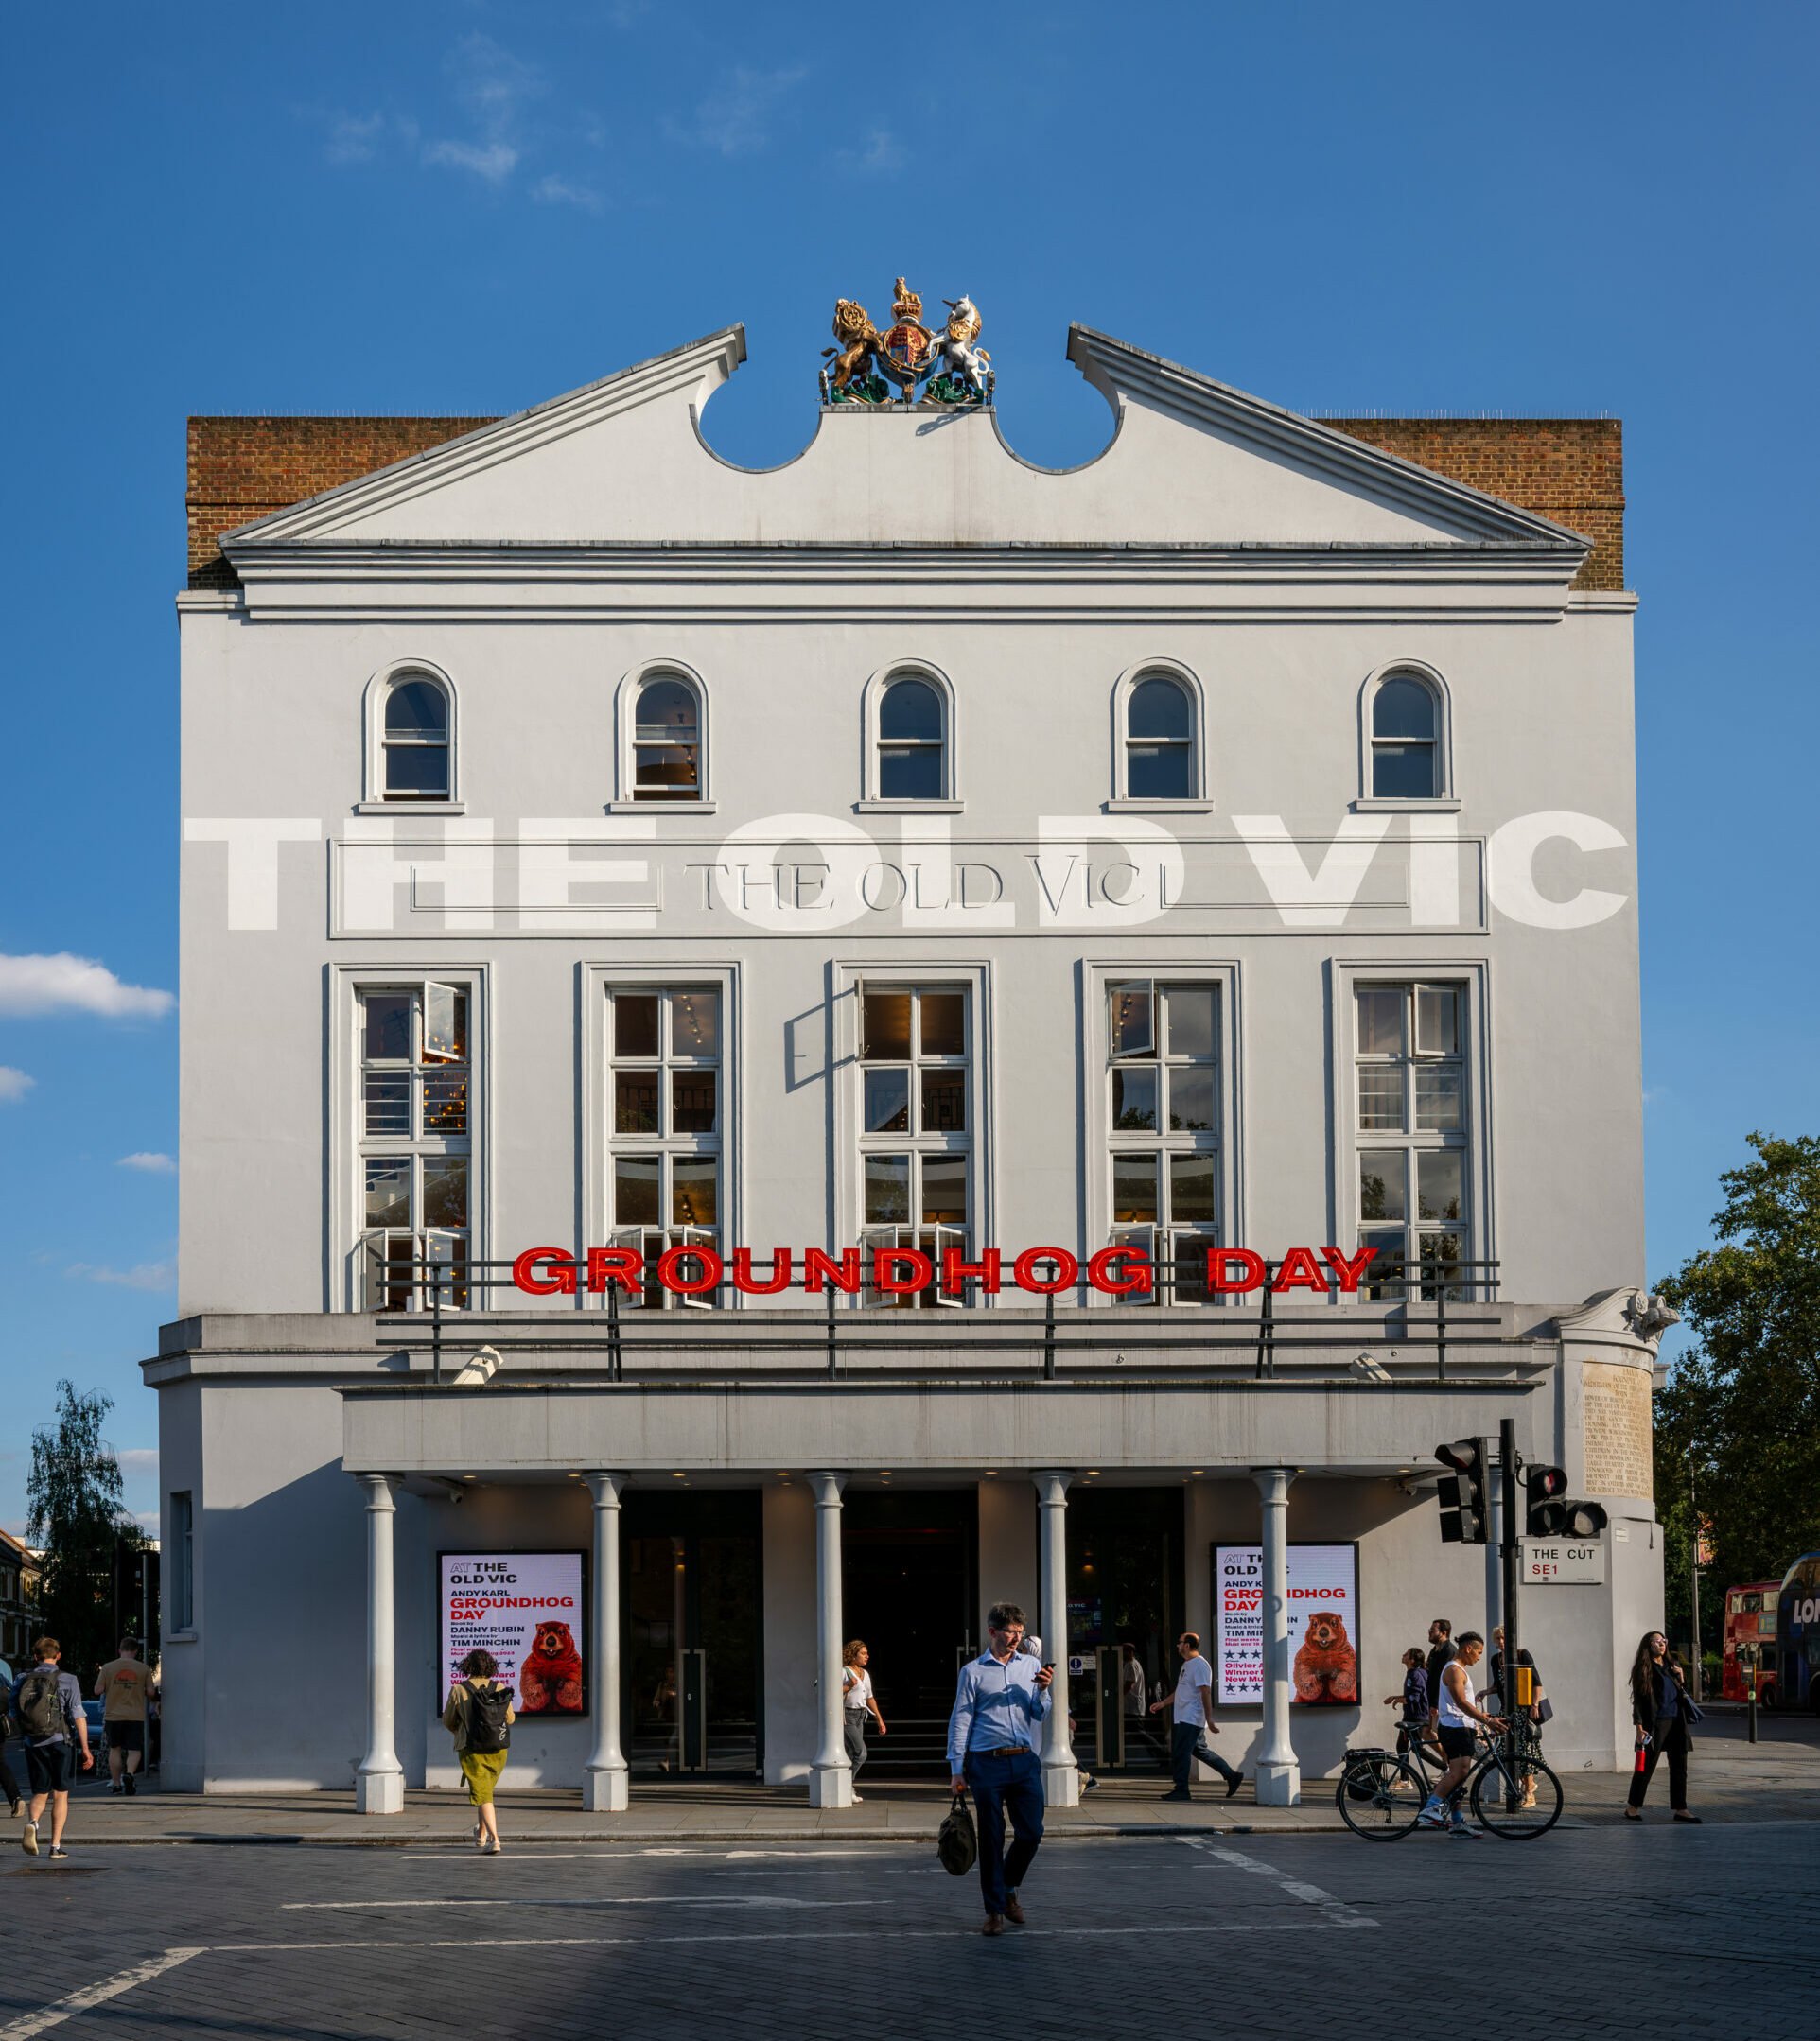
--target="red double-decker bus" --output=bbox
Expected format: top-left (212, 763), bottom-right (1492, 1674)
top-left (1722, 1580), bottom-right (1781, 1703)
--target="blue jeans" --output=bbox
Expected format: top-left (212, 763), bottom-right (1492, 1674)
top-left (964, 1748), bottom-right (1045, 1916)
top-left (1171, 1720), bottom-right (1238, 1789)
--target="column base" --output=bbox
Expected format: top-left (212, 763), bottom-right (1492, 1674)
top-left (355, 1765), bottom-right (405, 1816)
top-left (1042, 1759), bottom-right (1081, 1808)
top-left (1252, 1757), bottom-right (1301, 1807)
top-left (583, 1763), bottom-right (630, 1813)
top-left (808, 1761), bottom-right (854, 1808)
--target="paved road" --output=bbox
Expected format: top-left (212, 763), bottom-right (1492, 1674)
top-left (2, 1820), bottom-right (1815, 2040)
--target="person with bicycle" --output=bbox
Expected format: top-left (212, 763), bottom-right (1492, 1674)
top-left (1417, 1631), bottom-right (1504, 1836)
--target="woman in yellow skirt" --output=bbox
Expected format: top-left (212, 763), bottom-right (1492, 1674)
top-left (443, 1648), bottom-right (516, 1853)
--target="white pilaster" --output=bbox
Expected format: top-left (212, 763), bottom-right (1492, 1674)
top-left (1252, 1466), bottom-right (1301, 1806)
top-left (583, 1472), bottom-right (629, 1812)
top-left (1035, 1470), bottom-right (1078, 1807)
top-left (807, 1471), bottom-right (853, 1808)
top-left (356, 1472), bottom-right (405, 1815)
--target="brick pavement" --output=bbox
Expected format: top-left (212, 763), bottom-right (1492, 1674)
top-left (0, 1823), bottom-right (1815, 2039)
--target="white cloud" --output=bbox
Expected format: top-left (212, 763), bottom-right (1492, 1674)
top-left (0, 952), bottom-right (174, 1020)
top-left (424, 138), bottom-right (519, 183)
top-left (115, 1449), bottom-right (160, 1475)
top-left (0, 1066), bottom-right (32, 1102)
top-left (839, 130), bottom-right (905, 174)
top-left (117, 1152), bottom-right (177, 1174)
top-left (668, 65), bottom-right (806, 157)
top-left (324, 110), bottom-right (387, 164)
top-left (534, 173), bottom-right (605, 213)
top-left (65, 1261), bottom-right (177, 1293)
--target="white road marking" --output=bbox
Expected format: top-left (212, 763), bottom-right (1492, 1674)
top-left (213, 1921), bottom-right (1329, 1953)
top-left (282, 1894), bottom-right (891, 1911)
top-left (0, 1948), bottom-right (204, 2041)
top-left (1177, 1837), bottom-right (1376, 1928)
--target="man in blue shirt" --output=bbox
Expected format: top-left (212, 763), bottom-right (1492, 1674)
top-left (947, 1600), bottom-right (1053, 1935)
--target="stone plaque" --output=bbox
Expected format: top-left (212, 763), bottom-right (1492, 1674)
top-left (1582, 1359), bottom-right (1653, 1499)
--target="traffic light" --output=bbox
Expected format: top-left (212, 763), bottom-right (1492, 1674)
top-left (1435, 1438), bottom-right (1489, 1544)
top-left (1526, 1464), bottom-right (1609, 1539)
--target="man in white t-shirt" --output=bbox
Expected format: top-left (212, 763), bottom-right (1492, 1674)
top-left (1150, 1631), bottom-right (1243, 1802)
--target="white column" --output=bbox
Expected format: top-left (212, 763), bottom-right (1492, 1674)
top-left (1035, 1471), bottom-right (1078, 1807)
top-left (355, 1473), bottom-right (405, 1815)
top-left (807, 1472), bottom-right (852, 1808)
top-left (583, 1473), bottom-right (629, 1813)
top-left (1252, 1466), bottom-right (1301, 1806)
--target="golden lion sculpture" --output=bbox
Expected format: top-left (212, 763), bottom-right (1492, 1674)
top-left (821, 299), bottom-right (885, 398)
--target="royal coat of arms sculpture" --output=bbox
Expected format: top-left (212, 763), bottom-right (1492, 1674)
top-left (820, 278), bottom-right (994, 406)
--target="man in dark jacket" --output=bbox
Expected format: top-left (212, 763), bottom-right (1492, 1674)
top-left (1424, 1619), bottom-right (1458, 1736)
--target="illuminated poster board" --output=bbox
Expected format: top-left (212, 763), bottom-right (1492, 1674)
top-left (439, 1551), bottom-right (587, 1717)
top-left (1212, 1543), bottom-right (1360, 1708)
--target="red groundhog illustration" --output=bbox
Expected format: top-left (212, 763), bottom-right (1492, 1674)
top-left (1291, 1609), bottom-right (1358, 1705)
top-left (516, 1620), bottom-right (585, 1714)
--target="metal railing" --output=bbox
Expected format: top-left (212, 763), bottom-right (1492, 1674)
top-left (374, 1251), bottom-right (1506, 1387)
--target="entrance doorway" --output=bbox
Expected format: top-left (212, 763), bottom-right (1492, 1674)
top-left (841, 1489), bottom-right (978, 1774)
top-left (1065, 1486), bottom-right (1185, 1774)
top-left (623, 1490), bottom-right (761, 1777)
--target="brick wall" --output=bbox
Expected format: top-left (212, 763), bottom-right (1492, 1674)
top-left (187, 412), bottom-right (1623, 590)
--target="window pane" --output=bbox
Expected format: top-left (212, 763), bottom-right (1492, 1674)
top-left (364, 1157), bottom-right (412, 1229)
top-left (362, 992), bottom-right (413, 1061)
top-left (1418, 1149), bottom-right (1464, 1223)
top-left (424, 984), bottom-right (466, 1062)
top-left (634, 742), bottom-right (699, 794)
top-left (385, 677), bottom-right (448, 738)
top-left (920, 1068), bottom-right (967, 1133)
top-left (1112, 1067), bottom-right (1158, 1131)
top-left (1373, 676), bottom-right (1436, 741)
top-left (615, 995), bottom-right (659, 1057)
top-left (1371, 741), bottom-right (1436, 800)
top-left (1359, 1151), bottom-right (1406, 1222)
top-left (1355, 987), bottom-right (1405, 1056)
top-left (424, 1232), bottom-right (469, 1310)
top-left (919, 991), bottom-right (965, 1056)
top-left (635, 678), bottom-right (698, 741)
top-left (384, 743), bottom-right (449, 797)
top-left (615, 1155), bottom-right (660, 1225)
top-left (1166, 1067), bottom-right (1215, 1133)
top-left (1112, 1153), bottom-right (1159, 1224)
top-left (864, 1154), bottom-right (911, 1225)
top-left (1164, 986), bottom-right (1216, 1060)
top-left (672, 1158), bottom-right (718, 1228)
top-left (1169, 1153), bottom-right (1216, 1225)
top-left (864, 1068), bottom-right (910, 1133)
top-left (423, 1154), bottom-right (467, 1230)
top-left (1127, 741), bottom-right (1194, 800)
top-left (670, 991), bottom-right (719, 1058)
top-left (920, 1154), bottom-right (967, 1225)
top-left (1110, 983), bottom-right (1154, 1056)
top-left (363, 1072), bottom-right (411, 1136)
top-left (879, 744), bottom-right (943, 800)
top-left (1170, 1231), bottom-right (1214, 1304)
top-left (879, 678), bottom-right (942, 741)
top-left (1128, 675), bottom-right (1193, 741)
top-left (1416, 985), bottom-right (1461, 1057)
top-left (671, 1070), bottom-right (717, 1134)
top-left (615, 1071), bottom-right (660, 1134)
top-left (1415, 1063), bottom-right (1462, 1132)
top-left (1357, 1064), bottom-right (1405, 1132)
top-left (1418, 1231), bottom-right (1465, 1297)
top-left (862, 990), bottom-right (911, 1061)
top-left (1359, 1229), bottom-right (1406, 1298)
top-left (423, 1071), bottom-right (468, 1135)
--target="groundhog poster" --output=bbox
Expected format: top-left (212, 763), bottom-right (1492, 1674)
top-left (440, 1552), bottom-right (587, 1716)
top-left (1213, 1544), bottom-right (1358, 1707)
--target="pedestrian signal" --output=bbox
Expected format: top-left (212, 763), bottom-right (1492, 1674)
top-left (1435, 1438), bottom-right (1489, 1545)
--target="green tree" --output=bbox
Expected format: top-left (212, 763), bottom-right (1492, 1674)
top-left (26, 1381), bottom-right (139, 1681)
top-left (1654, 1133), bottom-right (1820, 1656)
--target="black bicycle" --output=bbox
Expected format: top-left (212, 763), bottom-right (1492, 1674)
top-left (1337, 1721), bottom-right (1563, 1840)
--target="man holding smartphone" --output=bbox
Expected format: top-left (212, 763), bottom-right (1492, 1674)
top-left (947, 1601), bottom-right (1053, 1936)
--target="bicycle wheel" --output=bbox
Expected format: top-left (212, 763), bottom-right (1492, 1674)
top-left (1336, 1753), bottom-right (1426, 1839)
top-left (1469, 1754), bottom-right (1563, 1837)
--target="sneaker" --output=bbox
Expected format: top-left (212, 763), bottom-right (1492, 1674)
top-left (1225, 1771), bottom-right (1243, 1799)
top-left (111, 1781), bottom-right (124, 1794)
top-left (1158, 1789), bottom-right (1193, 1802)
top-left (1448, 1819), bottom-right (1479, 1839)
top-left (7, 1795), bottom-right (19, 1820)
top-left (851, 1792), bottom-right (863, 1804)
top-left (21, 1822), bottom-right (38, 1857)
top-left (47, 1846), bottom-right (68, 1859)
top-left (1414, 1807), bottom-right (1445, 1830)
top-left (124, 1774), bottom-right (136, 1797)
top-left (1080, 1774), bottom-right (1099, 1793)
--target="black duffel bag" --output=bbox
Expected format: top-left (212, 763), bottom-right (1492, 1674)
top-left (936, 1788), bottom-right (977, 1875)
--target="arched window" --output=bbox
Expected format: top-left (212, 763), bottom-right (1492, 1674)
top-left (877, 676), bottom-right (947, 800)
top-left (1370, 673), bottom-right (1442, 798)
top-left (633, 674), bottom-right (702, 801)
top-left (1124, 672), bottom-right (1196, 799)
top-left (382, 672), bottom-right (451, 801)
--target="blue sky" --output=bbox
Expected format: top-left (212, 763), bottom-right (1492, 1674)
top-left (2, 3), bottom-right (1814, 1537)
